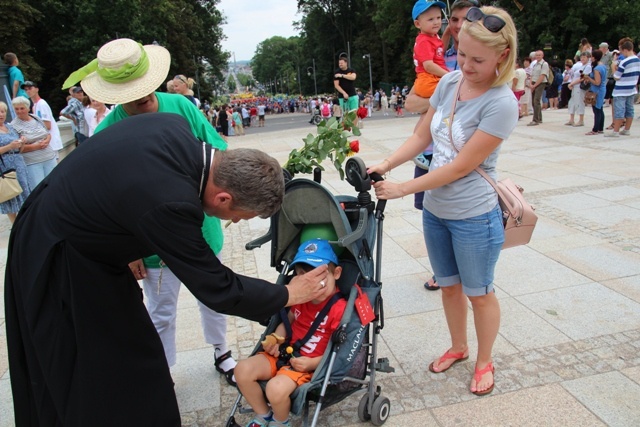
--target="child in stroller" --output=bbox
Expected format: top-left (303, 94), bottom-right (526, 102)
top-left (235, 239), bottom-right (347, 427)
top-left (227, 161), bottom-right (394, 427)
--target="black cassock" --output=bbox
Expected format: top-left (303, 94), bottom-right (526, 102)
top-left (5, 113), bottom-right (288, 426)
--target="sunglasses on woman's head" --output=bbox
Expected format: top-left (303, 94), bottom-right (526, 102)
top-left (465, 7), bottom-right (506, 33)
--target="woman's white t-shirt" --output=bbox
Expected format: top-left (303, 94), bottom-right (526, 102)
top-left (423, 71), bottom-right (518, 220)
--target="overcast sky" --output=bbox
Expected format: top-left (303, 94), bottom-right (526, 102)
top-left (218, 0), bottom-right (300, 62)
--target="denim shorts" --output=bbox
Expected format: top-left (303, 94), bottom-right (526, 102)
top-left (422, 205), bottom-right (504, 296)
top-left (613, 95), bottom-right (635, 119)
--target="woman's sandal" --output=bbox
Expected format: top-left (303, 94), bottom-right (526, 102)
top-left (471, 361), bottom-right (495, 396)
top-left (428, 349), bottom-right (469, 373)
top-left (585, 131), bottom-right (599, 135)
top-left (214, 350), bottom-right (237, 386)
top-left (423, 275), bottom-right (440, 291)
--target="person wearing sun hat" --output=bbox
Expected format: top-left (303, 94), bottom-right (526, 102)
top-left (63, 38), bottom-right (239, 385)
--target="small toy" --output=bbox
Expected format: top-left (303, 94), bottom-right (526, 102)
top-left (261, 332), bottom-right (285, 347)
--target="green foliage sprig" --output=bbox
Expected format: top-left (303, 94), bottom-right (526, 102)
top-left (284, 111), bottom-right (361, 180)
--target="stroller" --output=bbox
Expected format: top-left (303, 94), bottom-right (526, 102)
top-left (225, 158), bottom-right (394, 427)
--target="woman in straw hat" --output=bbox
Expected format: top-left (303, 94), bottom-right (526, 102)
top-left (63, 39), bottom-right (240, 386)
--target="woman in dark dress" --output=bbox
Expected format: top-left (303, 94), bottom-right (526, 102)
top-left (218, 104), bottom-right (229, 138)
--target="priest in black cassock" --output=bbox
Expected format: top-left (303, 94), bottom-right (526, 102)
top-left (4, 113), bottom-right (329, 426)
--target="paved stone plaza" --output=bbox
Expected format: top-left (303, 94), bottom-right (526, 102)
top-left (1, 108), bottom-right (640, 426)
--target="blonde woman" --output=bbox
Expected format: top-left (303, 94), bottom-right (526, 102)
top-left (0, 101), bottom-right (31, 222)
top-left (173, 74), bottom-right (198, 106)
top-left (381, 91), bottom-right (389, 115)
top-left (232, 107), bottom-right (244, 136)
top-left (370, 6), bottom-right (519, 396)
top-left (566, 51), bottom-right (592, 126)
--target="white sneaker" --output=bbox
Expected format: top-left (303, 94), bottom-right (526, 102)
top-left (604, 131), bottom-right (619, 137)
top-left (619, 129), bottom-right (630, 136)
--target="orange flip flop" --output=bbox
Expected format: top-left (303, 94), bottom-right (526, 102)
top-left (428, 349), bottom-right (469, 373)
top-left (471, 361), bottom-right (495, 396)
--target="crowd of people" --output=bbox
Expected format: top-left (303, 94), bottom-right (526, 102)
top-left (513, 37), bottom-right (640, 136)
top-left (2, 1), bottom-right (640, 426)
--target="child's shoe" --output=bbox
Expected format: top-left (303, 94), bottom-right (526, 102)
top-left (246, 414), bottom-right (272, 427)
top-left (268, 419), bottom-right (291, 427)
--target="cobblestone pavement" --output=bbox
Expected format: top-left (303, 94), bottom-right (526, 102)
top-left (2, 109), bottom-right (640, 426)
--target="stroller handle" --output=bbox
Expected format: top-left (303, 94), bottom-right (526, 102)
top-left (345, 157), bottom-right (387, 214)
top-left (368, 172), bottom-right (387, 214)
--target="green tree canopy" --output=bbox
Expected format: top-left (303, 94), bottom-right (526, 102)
top-left (251, 36), bottom-right (302, 95)
top-left (260, 0), bottom-right (640, 96)
top-left (2, 0), bottom-right (229, 111)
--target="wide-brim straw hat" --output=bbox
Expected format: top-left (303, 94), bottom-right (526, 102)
top-left (80, 38), bottom-right (170, 105)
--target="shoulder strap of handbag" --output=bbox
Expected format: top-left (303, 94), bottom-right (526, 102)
top-left (29, 113), bottom-right (47, 128)
top-left (447, 77), bottom-right (518, 217)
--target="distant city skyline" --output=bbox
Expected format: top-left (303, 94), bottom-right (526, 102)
top-left (218, 0), bottom-right (300, 62)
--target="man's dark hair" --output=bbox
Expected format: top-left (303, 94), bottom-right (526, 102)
top-left (619, 40), bottom-right (634, 51)
top-left (451, 0), bottom-right (479, 12)
top-left (213, 148), bottom-right (284, 218)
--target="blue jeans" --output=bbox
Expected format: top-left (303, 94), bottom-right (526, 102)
top-left (422, 205), bottom-right (504, 296)
top-left (592, 105), bottom-right (604, 132)
top-left (613, 95), bottom-right (635, 119)
top-left (26, 157), bottom-right (57, 190)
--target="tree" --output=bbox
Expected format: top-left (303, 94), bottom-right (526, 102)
top-left (295, 0), bottom-right (415, 95)
top-left (19, 0), bottom-right (229, 111)
top-left (292, 0), bottom-right (640, 97)
top-left (0, 0), bottom-right (44, 80)
top-left (251, 36), bottom-right (302, 95)
top-left (495, 0), bottom-right (640, 62)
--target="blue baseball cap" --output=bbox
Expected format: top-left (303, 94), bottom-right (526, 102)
top-left (412, 0), bottom-right (446, 20)
top-left (291, 239), bottom-right (338, 269)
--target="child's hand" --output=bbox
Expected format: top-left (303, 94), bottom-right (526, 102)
top-left (263, 342), bottom-right (280, 357)
top-left (289, 356), bottom-right (315, 373)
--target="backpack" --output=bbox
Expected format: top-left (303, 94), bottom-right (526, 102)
top-left (321, 103), bottom-right (331, 117)
top-left (546, 63), bottom-right (554, 85)
top-left (554, 70), bottom-right (562, 86)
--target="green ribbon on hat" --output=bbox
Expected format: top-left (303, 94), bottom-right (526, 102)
top-left (61, 43), bottom-right (150, 89)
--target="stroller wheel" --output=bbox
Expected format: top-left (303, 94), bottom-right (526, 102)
top-left (370, 395), bottom-right (391, 426)
top-left (224, 416), bottom-right (241, 427)
top-left (313, 115), bottom-right (322, 125)
top-left (345, 157), bottom-right (368, 182)
top-left (357, 393), bottom-right (371, 422)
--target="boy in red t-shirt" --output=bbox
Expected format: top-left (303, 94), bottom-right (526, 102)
top-left (235, 239), bottom-right (346, 427)
top-left (412, 0), bottom-right (449, 99)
